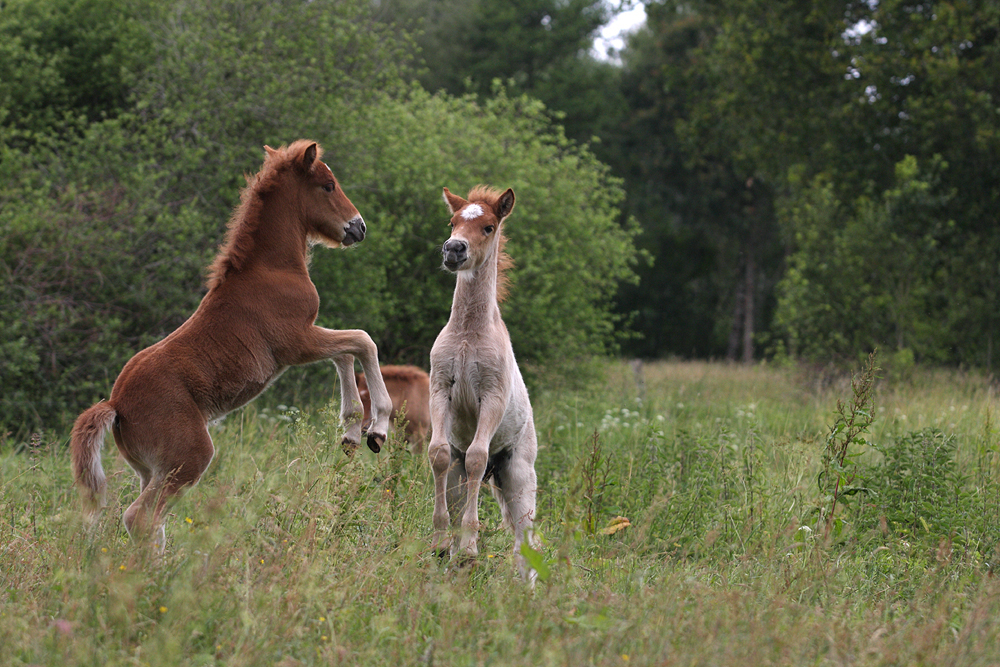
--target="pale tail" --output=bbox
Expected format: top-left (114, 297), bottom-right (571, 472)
top-left (70, 401), bottom-right (116, 511)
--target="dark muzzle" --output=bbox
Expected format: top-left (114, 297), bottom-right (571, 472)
top-left (343, 216), bottom-right (366, 246)
top-left (442, 238), bottom-right (468, 270)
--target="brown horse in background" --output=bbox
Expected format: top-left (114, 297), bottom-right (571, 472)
top-left (70, 140), bottom-right (393, 549)
top-left (355, 365), bottom-right (431, 451)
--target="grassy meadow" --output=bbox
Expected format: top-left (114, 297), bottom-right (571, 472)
top-left (3, 359), bottom-right (1000, 666)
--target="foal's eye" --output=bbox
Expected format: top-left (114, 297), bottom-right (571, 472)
top-left (484, 225), bottom-right (495, 235)
top-left (322, 182), bottom-right (336, 193)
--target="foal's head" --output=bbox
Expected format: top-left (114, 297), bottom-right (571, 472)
top-left (265, 140), bottom-right (366, 248)
top-left (208, 141), bottom-right (366, 289)
top-left (441, 186), bottom-right (515, 275)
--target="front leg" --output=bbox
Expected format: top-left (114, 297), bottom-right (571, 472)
top-left (428, 380), bottom-right (454, 554)
top-left (297, 327), bottom-right (392, 452)
top-left (458, 395), bottom-right (507, 558)
top-left (350, 338), bottom-right (392, 453)
top-left (333, 355), bottom-right (363, 453)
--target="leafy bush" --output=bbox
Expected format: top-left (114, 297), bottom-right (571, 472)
top-left (325, 88), bottom-right (639, 368)
top-left (0, 128), bottom-right (213, 431)
top-left (853, 428), bottom-right (973, 544)
top-left (0, 0), bottom-right (154, 141)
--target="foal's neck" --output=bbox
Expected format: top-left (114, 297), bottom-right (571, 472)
top-left (250, 193), bottom-right (310, 273)
top-left (450, 261), bottom-right (501, 333)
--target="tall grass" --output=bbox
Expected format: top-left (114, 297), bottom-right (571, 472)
top-left (3, 360), bottom-right (1000, 665)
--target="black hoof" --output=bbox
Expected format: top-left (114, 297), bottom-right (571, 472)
top-left (366, 432), bottom-right (384, 453)
top-left (455, 554), bottom-right (478, 569)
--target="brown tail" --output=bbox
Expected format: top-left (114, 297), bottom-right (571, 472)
top-left (70, 401), bottom-right (116, 511)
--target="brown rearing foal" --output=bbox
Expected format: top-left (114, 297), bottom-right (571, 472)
top-left (70, 140), bottom-right (393, 549)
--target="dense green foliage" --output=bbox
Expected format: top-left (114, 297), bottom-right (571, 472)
top-left (0, 0), bottom-right (154, 140)
top-left (5, 361), bottom-right (1000, 665)
top-left (0, 0), bottom-right (637, 434)
top-left (374, 0), bottom-right (624, 145)
top-left (857, 428), bottom-right (972, 539)
top-left (773, 156), bottom-right (959, 364)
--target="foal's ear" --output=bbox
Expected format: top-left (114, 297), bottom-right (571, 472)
top-left (263, 145), bottom-right (277, 157)
top-left (442, 187), bottom-right (468, 215)
top-left (495, 188), bottom-right (515, 222)
top-left (300, 142), bottom-right (318, 171)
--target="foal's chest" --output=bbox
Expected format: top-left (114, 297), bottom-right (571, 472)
top-left (452, 342), bottom-right (486, 404)
top-left (435, 337), bottom-right (502, 409)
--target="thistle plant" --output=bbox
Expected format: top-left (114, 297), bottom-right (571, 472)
top-left (819, 349), bottom-right (880, 537)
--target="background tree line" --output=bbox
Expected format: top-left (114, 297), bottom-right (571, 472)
top-left (377, 0), bottom-right (999, 369)
top-left (2, 0), bottom-right (998, 435)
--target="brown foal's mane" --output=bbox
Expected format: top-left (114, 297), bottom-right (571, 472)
top-left (207, 140), bottom-right (321, 290)
top-left (466, 185), bottom-right (514, 304)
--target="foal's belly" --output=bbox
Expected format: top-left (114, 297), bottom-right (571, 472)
top-left (208, 366), bottom-right (288, 419)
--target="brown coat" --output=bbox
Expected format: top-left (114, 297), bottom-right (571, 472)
top-left (356, 365), bottom-right (431, 451)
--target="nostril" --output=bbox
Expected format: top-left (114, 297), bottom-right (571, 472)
top-left (347, 217), bottom-right (365, 240)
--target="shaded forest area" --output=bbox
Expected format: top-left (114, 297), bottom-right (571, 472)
top-left (1, 0), bottom-right (999, 434)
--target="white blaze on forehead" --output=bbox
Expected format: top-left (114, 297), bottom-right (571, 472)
top-left (460, 203), bottom-right (484, 220)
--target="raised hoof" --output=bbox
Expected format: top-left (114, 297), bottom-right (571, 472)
top-left (365, 432), bottom-right (385, 453)
top-left (340, 437), bottom-right (359, 457)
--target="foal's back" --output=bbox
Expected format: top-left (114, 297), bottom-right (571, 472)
top-left (111, 277), bottom-right (296, 424)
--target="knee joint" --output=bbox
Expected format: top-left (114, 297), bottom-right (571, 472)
top-left (465, 447), bottom-right (488, 477)
top-left (428, 443), bottom-right (451, 474)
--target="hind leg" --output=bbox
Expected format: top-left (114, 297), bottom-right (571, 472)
top-left (123, 476), bottom-right (170, 550)
top-left (120, 421), bottom-right (215, 552)
top-left (428, 381), bottom-right (457, 554)
top-left (493, 433), bottom-right (539, 582)
top-left (114, 427), bottom-right (160, 544)
top-left (429, 442), bottom-right (463, 554)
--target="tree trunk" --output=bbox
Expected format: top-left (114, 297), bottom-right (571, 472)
top-left (726, 265), bottom-right (745, 362)
top-left (742, 252), bottom-right (755, 364)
